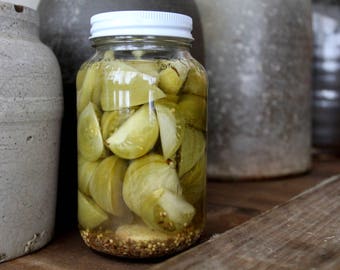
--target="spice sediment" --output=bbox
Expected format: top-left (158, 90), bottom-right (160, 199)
top-left (80, 226), bottom-right (202, 258)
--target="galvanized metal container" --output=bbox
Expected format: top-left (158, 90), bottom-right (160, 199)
top-left (196, 0), bottom-right (313, 179)
top-left (312, 1), bottom-right (340, 153)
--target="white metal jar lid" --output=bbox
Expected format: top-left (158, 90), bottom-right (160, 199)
top-left (90, 10), bottom-right (193, 40)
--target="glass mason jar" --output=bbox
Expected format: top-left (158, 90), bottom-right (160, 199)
top-left (76, 11), bottom-right (207, 258)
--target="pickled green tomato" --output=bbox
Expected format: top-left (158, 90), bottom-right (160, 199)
top-left (123, 154), bottom-right (195, 232)
top-left (124, 153), bottom-right (166, 173)
top-left (116, 224), bottom-right (170, 242)
top-left (89, 156), bottom-right (130, 217)
top-left (127, 60), bottom-right (160, 80)
top-left (77, 62), bottom-right (103, 115)
top-left (158, 67), bottom-right (182, 94)
top-left (140, 188), bottom-right (195, 232)
top-left (78, 160), bottom-right (100, 195)
top-left (77, 102), bottom-right (104, 162)
top-left (100, 61), bottom-right (165, 110)
top-left (182, 65), bottom-right (208, 97)
top-left (158, 60), bottom-right (190, 95)
top-left (178, 126), bottom-right (206, 177)
top-left (178, 94), bottom-right (207, 131)
top-left (77, 52), bottom-right (207, 248)
top-left (155, 100), bottom-right (184, 159)
top-left (180, 155), bottom-right (206, 205)
top-left (101, 109), bottom-right (136, 140)
top-left (106, 104), bottom-right (159, 159)
top-left (78, 191), bottom-right (108, 229)
top-left (123, 154), bottom-right (182, 213)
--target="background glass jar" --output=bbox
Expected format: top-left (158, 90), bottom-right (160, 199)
top-left (76, 11), bottom-right (207, 258)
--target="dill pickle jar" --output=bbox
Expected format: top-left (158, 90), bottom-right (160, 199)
top-left (76, 11), bottom-right (207, 258)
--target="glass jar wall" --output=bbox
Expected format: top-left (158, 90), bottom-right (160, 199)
top-left (76, 11), bottom-right (207, 258)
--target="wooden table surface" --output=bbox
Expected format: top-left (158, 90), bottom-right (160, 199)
top-left (1, 155), bottom-right (339, 270)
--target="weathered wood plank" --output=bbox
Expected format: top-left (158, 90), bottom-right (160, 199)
top-left (151, 176), bottom-right (340, 270)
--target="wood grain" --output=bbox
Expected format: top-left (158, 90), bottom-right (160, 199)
top-left (150, 176), bottom-right (340, 270)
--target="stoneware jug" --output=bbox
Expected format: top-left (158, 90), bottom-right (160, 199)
top-left (38, 0), bottom-right (204, 231)
top-left (196, 0), bottom-right (313, 179)
top-left (0, 2), bottom-right (63, 262)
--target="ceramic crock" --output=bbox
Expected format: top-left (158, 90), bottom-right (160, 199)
top-left (0, 2), bottom-right (63, 262)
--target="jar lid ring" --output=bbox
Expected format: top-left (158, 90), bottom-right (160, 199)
top-left (90, 10), bottom-right (193, 40)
